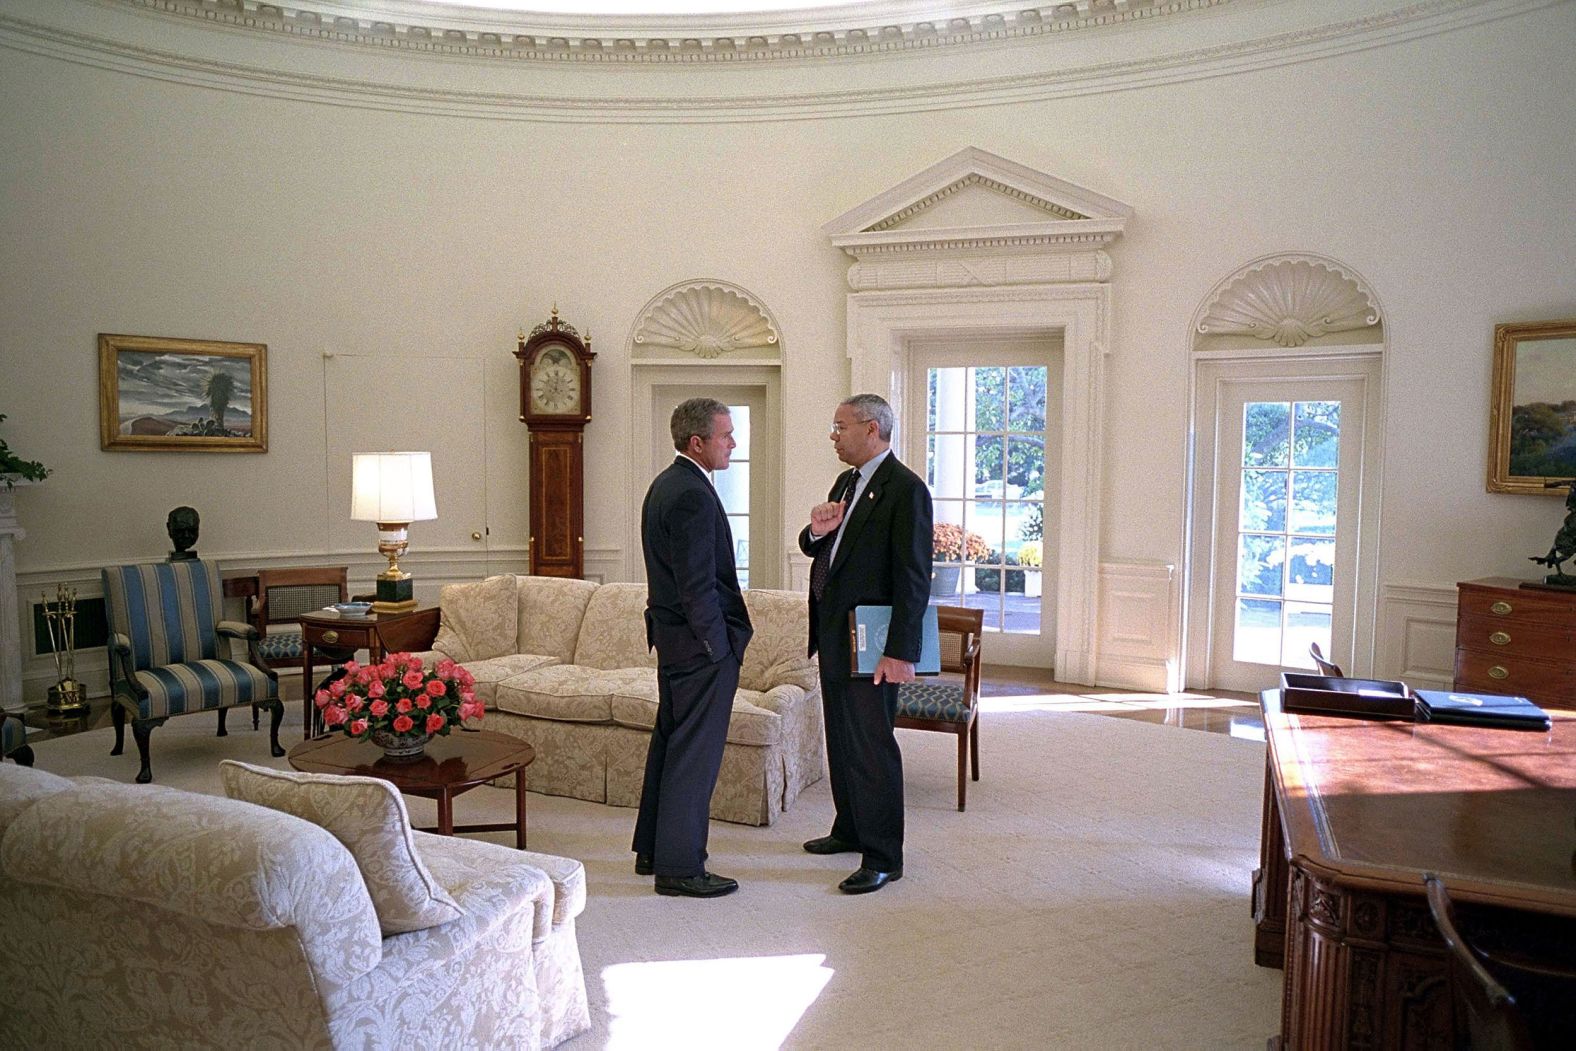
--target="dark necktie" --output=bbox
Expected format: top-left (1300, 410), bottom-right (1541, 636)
top-left (809, 469), bottom-right (859, 601)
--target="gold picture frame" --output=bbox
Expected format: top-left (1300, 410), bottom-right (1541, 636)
top-left (1487, 318), bottom-right (1576, 493)
top-left (98, 334), bottom-right (268, 453)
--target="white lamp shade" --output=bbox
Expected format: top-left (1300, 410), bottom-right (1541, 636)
top-left (350, 452), bottom-right (438, 523)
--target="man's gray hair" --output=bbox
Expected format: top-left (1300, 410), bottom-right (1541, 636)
top-left (670, 397), bottom-right (730, 452)
top-left (841, 393), bottom-right (895, 442)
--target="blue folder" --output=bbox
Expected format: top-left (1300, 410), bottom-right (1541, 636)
top-left (1414, 689), bottom-right (1552, 732)
top-left (848, 605), bottom-right (942, 677)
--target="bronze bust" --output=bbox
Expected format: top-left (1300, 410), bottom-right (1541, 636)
top-left (166, 506), bottom-right (200, 561)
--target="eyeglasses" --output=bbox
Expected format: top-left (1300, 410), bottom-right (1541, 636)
top-left (829, 418), bottom-right (872, 435)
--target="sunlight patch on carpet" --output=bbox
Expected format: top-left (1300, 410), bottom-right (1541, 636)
top-left (602, 953), bottom-right (833, 1049)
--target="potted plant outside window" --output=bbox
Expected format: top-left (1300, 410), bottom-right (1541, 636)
top-left (932, 522), bottom-right (988, 597)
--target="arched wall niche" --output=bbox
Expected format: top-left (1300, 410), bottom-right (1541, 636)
top-left (628, 278), bottom-right (787, 587)
top-left (1183, 251), bottom-right (1390, 686)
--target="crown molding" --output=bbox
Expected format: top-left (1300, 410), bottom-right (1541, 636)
top-left (0, 0), bottom-right (1561, 122)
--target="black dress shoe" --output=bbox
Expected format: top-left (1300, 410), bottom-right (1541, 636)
top-left (634, 852), bottom-right (654, 876)
top-left (802, 835), bottom-right (860, 855)
top-left (839, 867), bottom-right (902, 894)
top-left (655, 872), bottom-right (739, 898)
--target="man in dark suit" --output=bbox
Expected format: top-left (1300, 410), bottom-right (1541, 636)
top-left (799, 393), bottom-right (933, 894)
top-left (633, 398), bottom-right (754, 898)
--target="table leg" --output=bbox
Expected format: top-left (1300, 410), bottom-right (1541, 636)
top-left (437, 790), bottom-right (454, 836)
top-left (515, 774), bottom-right (527, 849)
top-left (301, 648), bottom-right (314, 741)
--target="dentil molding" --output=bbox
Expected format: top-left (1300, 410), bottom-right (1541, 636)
top-left (1196, 255), bottom-right (1382, 348)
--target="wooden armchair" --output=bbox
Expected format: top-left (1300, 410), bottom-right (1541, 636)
top-left (220, 566), bottom-right (348, 733)
top-left (894, 605), bottom-right (984, 811)
top-left (1425, 873), bottom-right (1576, 1050)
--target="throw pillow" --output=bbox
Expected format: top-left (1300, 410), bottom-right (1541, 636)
top-left (433, 574), bottom-right (519, 663)
top-left (219, 760), bottom-right (463, 935)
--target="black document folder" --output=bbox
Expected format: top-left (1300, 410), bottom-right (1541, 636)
top-left (1414, 690), bottom-right (1552, 732)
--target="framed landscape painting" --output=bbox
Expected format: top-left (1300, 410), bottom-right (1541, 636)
top-left (1488, 318), bottom-right (1576, 494)
top-left (99, 334), bottom-right (268, 453)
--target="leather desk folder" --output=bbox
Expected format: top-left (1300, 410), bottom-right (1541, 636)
top-left (1414, 689), bottom-right (1552, 731)
top-left (849, 605), bottom-right (941, 677)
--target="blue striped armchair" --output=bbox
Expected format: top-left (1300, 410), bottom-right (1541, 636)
top-left (101, 560), bottom-right (285, 783)
top-left (1, 711), bottom-right (31, 767)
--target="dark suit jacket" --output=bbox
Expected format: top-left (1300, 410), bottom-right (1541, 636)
top-left (642, 456), bottom-right (752, 667)
top-left (798, 453), bottom-right (933, 673)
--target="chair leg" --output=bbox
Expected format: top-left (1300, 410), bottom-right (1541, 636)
top-left (8, 745), bottom-right (33, 767)
top-left (131, 717), bottom-right (164, 784)
top-left (268, 701), bottom-right (286, 758)
top-left (956, 726), bottom-right (968, 812)
top-left (111, 702), bottom-right (126, 756)
top-left (970, 715), bottom-right (980, 782)
top-left (216, 708), bottom-right (228, 738)
top-left (252, 703), bottom-right (260, 731)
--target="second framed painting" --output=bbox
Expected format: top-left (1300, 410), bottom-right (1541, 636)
top-left (1488, 318), bottom-right (1576, 494)
top-left (98, 334), bottom-right (267, 453)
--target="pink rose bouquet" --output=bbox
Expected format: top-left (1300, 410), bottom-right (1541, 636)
top-left (315, 653), bottom-right (482, 741)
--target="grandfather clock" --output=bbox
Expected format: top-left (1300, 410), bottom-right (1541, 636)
top-left (515, 308), bottom-right (595, 578)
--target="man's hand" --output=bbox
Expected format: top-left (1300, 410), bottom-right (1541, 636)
top-left (809, 499), bottom-right (847, 536)
top-left (872, 656), bottom-right (915, 685)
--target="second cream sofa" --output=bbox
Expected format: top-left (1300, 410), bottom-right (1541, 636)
top-left (413, 575), bottom-right (823, 826)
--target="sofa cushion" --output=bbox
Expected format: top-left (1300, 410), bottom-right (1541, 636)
top-left (220, 760), bottom-right (464, 935)
top-left (518, 576), bottom-right (599, 663)
top-left (433, 574), bottom-right (519, 663)
top-left (458, 653), bottom-right (560, 707)
top-left (739, 587), bottom-right (819, 694)
top-left (0, 763), bottom-right (74, 833)
top-left (493, 665), bottom-right (653, 723)
top-left (609, 682), bottom-right (784, 748)
top-left (572, 583), bottom-right (660, 671)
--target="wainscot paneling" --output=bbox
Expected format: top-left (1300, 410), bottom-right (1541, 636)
top-left (1093, 560), bottom-right (1180, 693)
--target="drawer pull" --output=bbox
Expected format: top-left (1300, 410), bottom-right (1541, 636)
top-left (1488, 665), bottom-right (1508, 680)
top-left (1489, 631), bottom-right (1511, 646)
top-left (321, 630), bottom-right (339, 645)
top-left (1490, 600), bottom-right (1512, 615)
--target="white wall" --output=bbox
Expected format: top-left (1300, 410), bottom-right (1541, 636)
top-left (2, 0), bottom-right (1574, 693)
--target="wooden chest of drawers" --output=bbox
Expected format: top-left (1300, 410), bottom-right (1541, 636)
top-left (1454, 578), bottom-right (1576, 708)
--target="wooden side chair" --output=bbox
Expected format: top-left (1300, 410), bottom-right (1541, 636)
top-left (894, 605), bottom-right (984, 811)
top-left (219, 566), bottom-right (348, 733)
top-left (101, 559), bottom-right (284, 783)
top-left (1309, 641), bottom-right (1343, 677)
top-left (1425, 873), bottom-right (1576, 1051)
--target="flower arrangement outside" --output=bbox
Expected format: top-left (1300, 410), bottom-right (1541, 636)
top-left (933, 522), bottom-right (989, 563)
top-left (314, 653), bottom-right (483, 740)
top-left (1017, 540), bottom-right (1043, 567)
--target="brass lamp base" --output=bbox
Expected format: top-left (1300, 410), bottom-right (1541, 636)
top-left (372, 573), bottom-right (416, 614)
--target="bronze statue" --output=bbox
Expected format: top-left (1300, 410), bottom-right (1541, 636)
top-left (1528, 479), bottom-right (1576, 587)
top-left (166, 506), bottom-right (200, 561)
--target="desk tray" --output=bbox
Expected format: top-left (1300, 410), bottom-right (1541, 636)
top-left (1280, 673), bottom-right (1417, 720)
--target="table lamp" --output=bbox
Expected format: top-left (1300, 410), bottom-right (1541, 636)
top-left (350, 451), bottom-right (437, 613)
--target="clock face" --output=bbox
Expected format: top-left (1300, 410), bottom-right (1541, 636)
top-left (531, 347), bottom-right (581, 414)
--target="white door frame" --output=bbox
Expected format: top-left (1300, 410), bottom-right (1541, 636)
top-left (1184, 348), bottom-right (1384, 688)
top-left (846, 286), bottom-right (1109, 685)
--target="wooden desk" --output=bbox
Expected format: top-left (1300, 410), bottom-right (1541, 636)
top-left (298, 606), bottom-right (440, 739)
top-left (1254, 689), bottom-right (1576, 1050)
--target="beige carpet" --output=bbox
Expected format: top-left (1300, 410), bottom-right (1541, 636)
top-left (24, 703), bottom-right (1282, 1049)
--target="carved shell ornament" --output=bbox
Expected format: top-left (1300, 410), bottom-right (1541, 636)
top-left (1198, 260), bottom-right (1380, 348)
top-left (634, 285), bottom-right (779, 359)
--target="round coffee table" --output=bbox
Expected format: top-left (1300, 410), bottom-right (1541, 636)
top-left (287, 729), bottom-right (535, 848)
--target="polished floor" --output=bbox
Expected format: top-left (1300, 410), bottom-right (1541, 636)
top-left (980, 664), bottom-right (1266, 740)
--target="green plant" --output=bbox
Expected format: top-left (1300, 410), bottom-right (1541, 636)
top-left (0, 414), bottom-right (49, 490)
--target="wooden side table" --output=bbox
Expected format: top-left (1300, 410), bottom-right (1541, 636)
top-left (298, 606), bottom-right (440, 739)
top-left (287, 729), bottom-right (535, 848)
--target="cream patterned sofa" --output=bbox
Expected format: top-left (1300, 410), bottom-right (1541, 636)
top-left (0, 762), bottom-right (590, 1050)
top-left (413, 576), bottom-right (822, 826)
